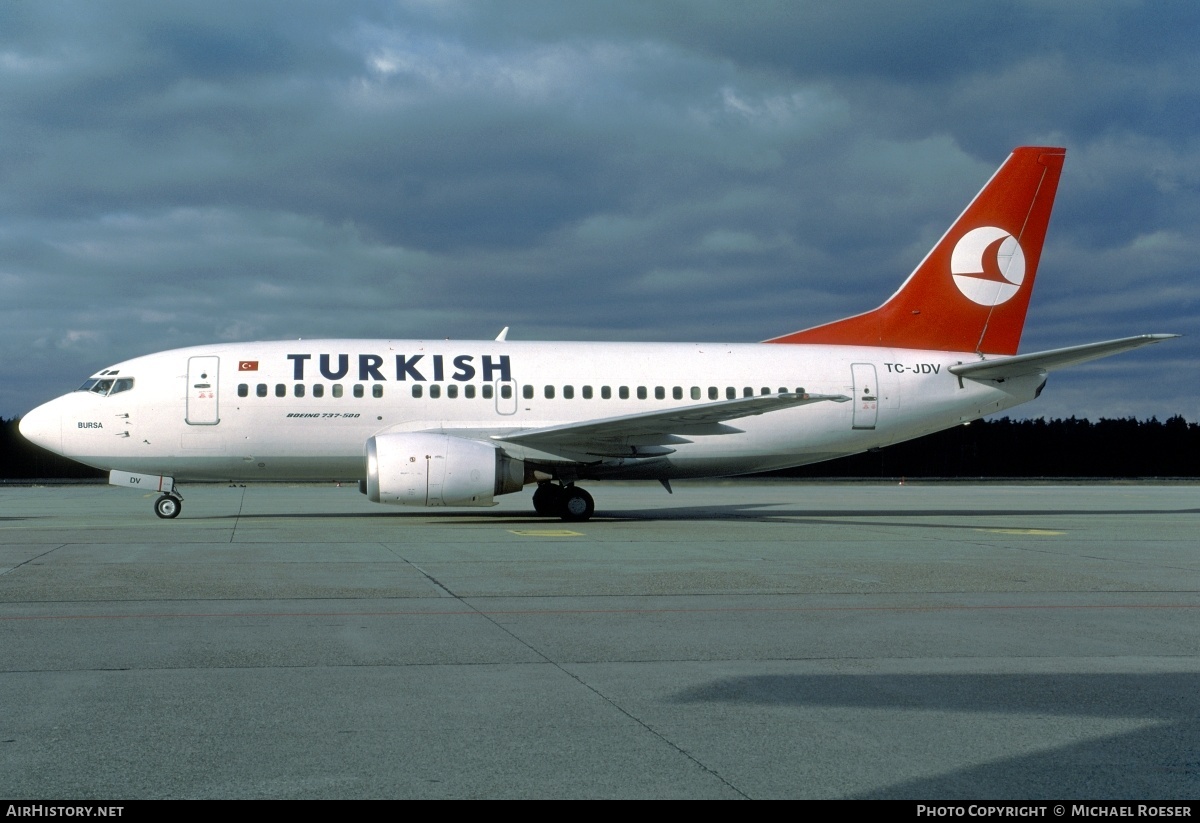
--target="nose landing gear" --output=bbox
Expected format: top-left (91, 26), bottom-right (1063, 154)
top-left (531, 482), bottom-right (595, 522)
top-left (154, 492), bottom-right (183, 519)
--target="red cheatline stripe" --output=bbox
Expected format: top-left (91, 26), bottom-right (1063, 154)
top-left (2, 602), bottom-right (1198, 621)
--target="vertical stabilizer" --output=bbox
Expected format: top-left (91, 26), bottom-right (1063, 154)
top-left (766, 146), bottom-right (1066, 355)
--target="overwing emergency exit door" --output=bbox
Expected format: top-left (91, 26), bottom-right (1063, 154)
top-left (851, 363), bottom-right (878, 430)
top-left (186, 356), bottom-right (220, 425)
top-left (495, 380), bottom-right (518, 415)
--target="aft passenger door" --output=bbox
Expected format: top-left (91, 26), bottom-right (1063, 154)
top-left (186, 356), bottom-right (220, 425)
top-left (851, 363), bottom-right (878, 430)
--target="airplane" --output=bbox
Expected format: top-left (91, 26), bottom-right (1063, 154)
top-left (18, 146), bottom-right (1178, 521)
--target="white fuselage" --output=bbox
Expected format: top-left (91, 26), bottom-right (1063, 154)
top-left (21, 339), bottom-right (1044, 484)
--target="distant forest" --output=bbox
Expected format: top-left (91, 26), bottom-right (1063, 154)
top-left (2, 414), bottom-right (1198, 480)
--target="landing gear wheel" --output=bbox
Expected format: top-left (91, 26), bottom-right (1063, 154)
top-left (559, 486), bottom-right (594, 522)
top-left (154, 495), bottom-right (182, 519)
top-left (532, 483), bottom-right (564, 516)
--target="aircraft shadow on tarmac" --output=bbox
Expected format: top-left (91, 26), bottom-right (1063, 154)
top-left (202, 501), bottom-right (1200, 527)
top-left (672, 671), bottom-right (1200, 799)
top-left (584, 503), bottom-right (1200, 525)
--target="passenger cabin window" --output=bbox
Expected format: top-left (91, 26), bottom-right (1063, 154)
top-left (523, 385), bottom-right (534, 400)
top-left (353, 385), bottom-right (364, 398)
top-left (582, 386), bottom-right (593, 399)
top-left (691, 387), bottom-right (701, 400)
top-left (257, 384), bottom-right (268, 397)
top-left (637, 386), bottom-right (647, 400)
top-left (601, 386), bottom-right (611, 399)
top-left (313, 384), bottom-right (324, 398)
top-left (430, 385), bottom-right (441, 399)
top-left (372, 385), bottom-right (383, 398)
top-left (726, 387), bottom-right (736, 400)
top-left (294, 384), bottom-right (305, 398)
top-left (654, 387), bottom-right (665, 400)
top-left (544, 385), bottom-right (555, 399)
top-left (276, 384), bottom-right (286, 398)
top-left (412, 385), bottom-right (423, 398)
top-left (332, 384), bottom-right (343, 398)
top-left (465, 385), bottom-right (476, 399)
top-left (619, 386), bottom-right (629, 400)
top-left (447, 385), bottom-right (458, 399)
top-left (563, 385), bottom-right (574, 400)
top-left (673, 387), bottom-right (683, 400)
top-left (238, 384), bottom-right (249, 398)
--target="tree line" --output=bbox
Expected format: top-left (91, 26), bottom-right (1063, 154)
top-left (2, 417), bottom-right (106, 479)
top-left (2, 414), bottom-right (1198, 481)
top-left (775, 415), bottom-right (1200, 478)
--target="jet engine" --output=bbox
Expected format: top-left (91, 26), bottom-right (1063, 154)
top-left (365, 432), bottom-right (524, 506)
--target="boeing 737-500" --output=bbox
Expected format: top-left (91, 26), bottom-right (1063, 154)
top-left (19, 147), bottom-right (1178, 520)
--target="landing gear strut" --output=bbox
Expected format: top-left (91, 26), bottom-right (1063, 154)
top-left (154, 493), bottom-right (183, 519)
top-left (531, 482), bottom-right (595, 522)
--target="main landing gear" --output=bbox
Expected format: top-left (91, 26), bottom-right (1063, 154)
top-left (154, 492), bottom-right (183, 519)
top-left (532, 482), bottom-right (595, 522)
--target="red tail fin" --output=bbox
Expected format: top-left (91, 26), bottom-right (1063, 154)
top-left (766, 146), bottom-right (1066, 355)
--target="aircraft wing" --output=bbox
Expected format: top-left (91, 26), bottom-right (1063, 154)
top-left (492, 392), bottom-right (849, 457)
top-left (948, 334), bottom-right (1179, 381)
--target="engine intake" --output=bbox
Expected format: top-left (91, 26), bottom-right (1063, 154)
top-left (365, 432), bottom-right (524, 507)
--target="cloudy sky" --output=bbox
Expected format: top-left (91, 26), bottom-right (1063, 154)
top-left (2, 1), bottom-right (1196, 421)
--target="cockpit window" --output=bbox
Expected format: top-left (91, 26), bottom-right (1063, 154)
top-left (76, 377), bottom-right (134, 396)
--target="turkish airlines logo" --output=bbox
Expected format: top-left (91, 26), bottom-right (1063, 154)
top-left (950, 226), bottom-right (1026, 306)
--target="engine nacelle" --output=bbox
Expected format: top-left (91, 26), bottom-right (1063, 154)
top-left (365, 432), bottom-right (524, 507)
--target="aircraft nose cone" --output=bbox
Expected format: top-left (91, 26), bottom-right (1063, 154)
top-left (19, 400), bottom-right (63, 455)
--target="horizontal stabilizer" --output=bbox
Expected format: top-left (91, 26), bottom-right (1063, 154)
top-left (949, 334), bottom-right (1179, 381)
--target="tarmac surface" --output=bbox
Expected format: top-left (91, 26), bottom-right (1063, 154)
top-left (1, 480), bottom-right (1198, 799)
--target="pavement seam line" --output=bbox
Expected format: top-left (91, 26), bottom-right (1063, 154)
top-left (0, 544), bottom-right (68, 578)
top-left (398, 557), bottom-right (750, 798)
top-left (228, 487), bottom-right (247, 543)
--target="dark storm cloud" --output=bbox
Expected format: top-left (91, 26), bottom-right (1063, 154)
top-left (1, 1), bottom-right (1195, 421)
